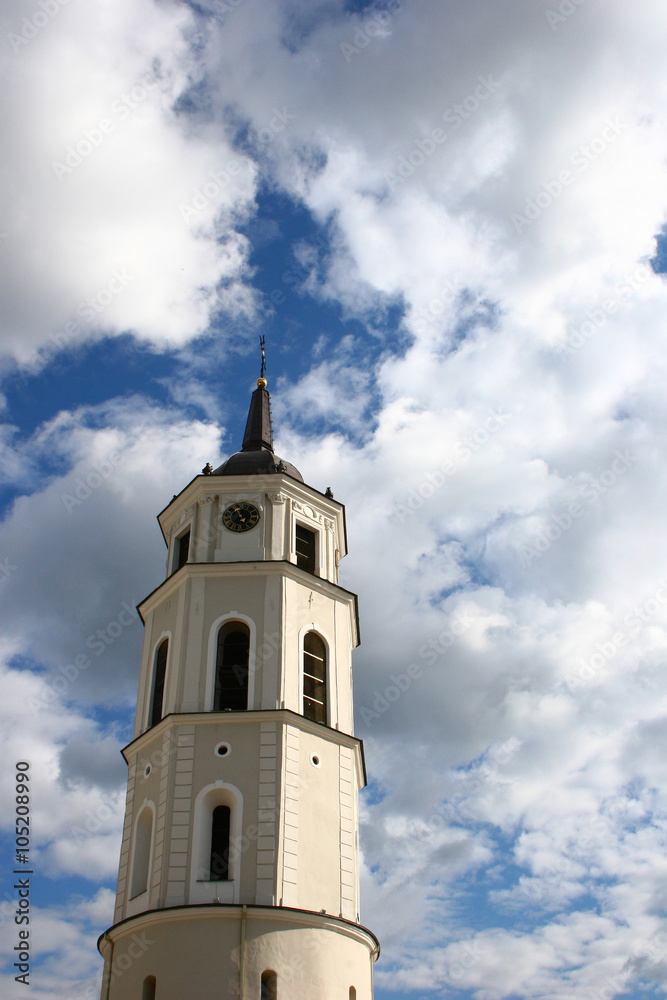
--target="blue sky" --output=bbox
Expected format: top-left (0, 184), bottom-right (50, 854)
top-left (2, 1), bottom-right (667, 998)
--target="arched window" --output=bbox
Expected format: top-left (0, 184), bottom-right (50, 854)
top-left (210, 805), bottom-right (231, 880)
top-left (150, 639), bottom-right (168, 727)
top-left (215, 622), bottom-right (249, 711)
top-left (142, 976), bottom-right (156, 1000)
top-left (130, 806), bottom-right (153, 898)
top-left (303, 632), bottom-right (327, 724)
top-left (349, 988), bottom-right (357, 1000)
top-left (190, 782), bottom-right (242, 903)
top-left (261, 970), bottom-right (277, 1000)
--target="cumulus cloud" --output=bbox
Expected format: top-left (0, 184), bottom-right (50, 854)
top-left (3, 1), bottom-right (667, 997)
top-left (0, 398), bottom-right (222, 705)
top-left (0, 0), bottom-right (258, 366)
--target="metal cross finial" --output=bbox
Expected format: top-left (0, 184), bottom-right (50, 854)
top-left (259, 336), bottom-right (266, 379)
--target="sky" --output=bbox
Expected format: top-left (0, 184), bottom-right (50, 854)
top-left (1, 0), bottom-right (667, 997)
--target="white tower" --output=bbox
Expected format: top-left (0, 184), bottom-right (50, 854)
top-left (98, 373), bottom-right (379, 999)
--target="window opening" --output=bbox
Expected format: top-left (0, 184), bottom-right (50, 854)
top-left (349, 989), bottom-right (357, 1000)
top-left (210, 804), bottom-right (231, 880)
top-left (142, 976), bottom-right (156, 1000)
top-left (261, 970), bottom-right (278, 1000)
top-left (303, 631), bottom-right (326, 725)
top-left (176, 529), bottom-right (190, 570)
top-left (295, 524), bottom-right (316, 574)
top-left (215, 622), bottom-right (249, 711)
top-left (150, 639), bottom-right (168, 728)
top-left (130, 807), bottom-right (153, 898)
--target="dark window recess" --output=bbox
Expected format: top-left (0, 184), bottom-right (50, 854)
top-left (303, 631), bottom-right (327, 725)
top-left (210, 805), bottom-right (231, 880)
top-left (261, 971), bottom-right (278, 1000)
top-left (130, 808), bottom-right (153, 898)
top-left (214, 624), bottom-right (250, 711)
top-left (150, 639), bottom-right (168, 727)
top-left (142, 977), bottom-right (156, 1000)
top-left (176, 530), bottom-right (190, 570)
top-left (295, 524), bottom-right (316, 574)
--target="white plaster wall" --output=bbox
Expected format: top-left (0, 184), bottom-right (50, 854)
top-left (101, 908), bottom-right (377, 1000)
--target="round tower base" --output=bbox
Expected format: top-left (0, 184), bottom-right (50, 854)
top-left (98, 903), bottom-right (379, 1000)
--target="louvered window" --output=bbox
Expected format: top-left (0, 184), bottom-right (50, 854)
top-left (303, 632), bottom-right (326, 724)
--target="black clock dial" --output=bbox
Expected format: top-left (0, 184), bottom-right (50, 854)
top-left (222, 502), bottom-right (260, 532)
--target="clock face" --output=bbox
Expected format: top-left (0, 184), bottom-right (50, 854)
top-left (222, 501), bottom-right (260, 533)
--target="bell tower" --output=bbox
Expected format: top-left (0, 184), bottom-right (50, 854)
top-left (98, 365), bottom-right (379, 999)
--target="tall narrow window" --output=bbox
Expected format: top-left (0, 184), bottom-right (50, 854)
top-left (176, 529), bottom-right (190, 570)
top-left (261, 970), bottom-right (277, 1000)
top-left (130, 807), bottom-right (153, 898)
top-left (303, 631), bottom-right (327, 724)
top-left (295, 524), bottom-right (316, 574)
top-left (210, 805), bottom-right (231, 880)
top-left (150, 639), bottom-right (168, 727)
top-left (349, 988), bottom-right (357, 1000)
top-left (142, 976), bottom-right (156, 1000)
top-left (215, 622), bottom-right (249, 711)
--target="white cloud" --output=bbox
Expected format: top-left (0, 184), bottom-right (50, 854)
top-left (4, 1), bottom-right (667, 996)
top-left (0, 397), bottom-right (222, 704)
top-left (0, 0), bottom-right (258, 366)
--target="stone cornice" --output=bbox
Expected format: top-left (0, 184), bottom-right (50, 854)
top-left (99, 901), bottom-right (380, 959)
top-left (121, 707), bottom-right (367, 789)
top-left (157, 473), bottom-right (347, 556)
top-left (137, 559), bottom-right (360, 647)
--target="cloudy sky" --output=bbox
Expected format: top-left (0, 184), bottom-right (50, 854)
top-left (2, 0), bottom-right (667, 997)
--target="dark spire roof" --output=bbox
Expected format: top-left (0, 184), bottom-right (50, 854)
top-left (241, 382), bottom-right (273, 452)
top-left (212, 376), bottom-right (303, 481)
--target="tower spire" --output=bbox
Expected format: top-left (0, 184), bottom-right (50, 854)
top-left (212, 340), bottom-right (303, 480)
top-left (241, 337), bottom-right (272, 452)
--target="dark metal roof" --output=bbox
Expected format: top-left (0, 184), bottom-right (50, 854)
top-left (242, 383), bottom-right (273, 451)
top-left (212, 381), bottom-right (303, 481)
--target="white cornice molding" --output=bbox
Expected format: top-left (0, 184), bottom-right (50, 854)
top-left (99, 902), bottom-right (380, 958)
top-left (121, 708), bottom-right (367, 789)
top-left (158, 474), bottom-right (346, 554)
